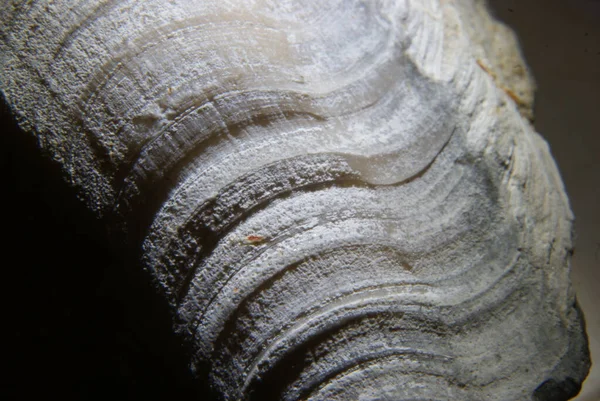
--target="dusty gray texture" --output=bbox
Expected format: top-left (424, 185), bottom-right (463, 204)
top-left (0, 0), bottom-right (590, 400)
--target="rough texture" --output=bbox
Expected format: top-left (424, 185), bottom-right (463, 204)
top-left (0, 0), bottom-right (590, 400)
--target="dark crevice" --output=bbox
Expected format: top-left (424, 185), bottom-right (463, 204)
top-left (245, 312), bottom-right (448, 401)
top-left (108, 54), bottom-right (451, 246)
top-left (211, 244), bottom-right (412, 358)
top-left (171, 162), bottom-right (365, 303)
top-left (111, 108), bottom-right (328, 248)
top-left (246, 311), bottom-right (387, 401)
top-left (171, 127), bottom-right (458, 306)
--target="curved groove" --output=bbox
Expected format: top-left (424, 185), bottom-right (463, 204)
top-left (82, 20), bottom-right (298, 148)
top-left (113, 109), bottom-right (327, 242)
top-left (165, 120), bottom-right (458, 255)
top-left (300, 354), bottom-right (458, 401)
top-left (242, 308), bottom-right (453, 398)
top-left (77, 1), bottom-right (394, 115)
top-left (166, 128), bottom-right (455, 304)
top-left (226, 246), bottom-right (525, 396)
top-left (249, 274), bottom-right (536, 401)
top-left (184, 197), bottom-right (477, 342)
top-left (145, 154), bottom-right (362, 301)
top-left (111, 35), bottom-right (451, 235)
top-left (113, 81), bottom-right (364, 215)
top-left (113, 91), bottom-right (328, 200)
top-left (253, 349), bottom-right (452, 401)
top-left (240, 267), bottom-right (524, 390)
top-left (241, 296), bottom-right (434, 377)
top-left (172, 177), bottom-right (367, 302)
top-left (183, 226), bottom-right (426, 336)
top-left (80, 7), bottom-right (391, 152)
top-left (208, 238), bottom-right (521, 372)
top-left (51, 0), bottom-right (120, 62)
top-left (76, 18), bottom-right (281, 111)
top-left (0, 1), bottom-right (590, 400)
top-left (75, 3), bottom-right (395, 168)
top-left (288, 351), bottom-right (455, 401)
top-left (180, 167), bottom-right (490, 346)
top-left (209, 245), bottom-right (426, 356)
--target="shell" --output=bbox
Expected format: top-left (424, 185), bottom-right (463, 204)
top-left (0, 0), bottom-right (589, 400)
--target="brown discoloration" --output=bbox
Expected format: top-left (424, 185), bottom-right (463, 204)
top-left (476, 60), bottom-right (527, 109)
top-left (502, 87), bottom-right (526, 107)
top-left (401, 261), bottom-right (413, 271)
top-left (244, 234), bottom-right (267, 245)
top-left (476, 59), bottom-right (496, 79)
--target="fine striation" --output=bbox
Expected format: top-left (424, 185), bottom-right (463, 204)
top-left (0, 0), bottom-right (589, 400)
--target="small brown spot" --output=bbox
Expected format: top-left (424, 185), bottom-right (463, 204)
top-left (167, 87), bottom-right (173, 95)
top-left (401, 262), bottom-right (413, 271)
top-left (245, 235), bottom-right (266, 245)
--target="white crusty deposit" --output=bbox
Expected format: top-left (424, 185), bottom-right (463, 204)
top-left (0, 0), bottom-right (589, 400)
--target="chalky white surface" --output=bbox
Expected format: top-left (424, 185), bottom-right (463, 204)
top-left (0, 0), bottom-right (589, 399)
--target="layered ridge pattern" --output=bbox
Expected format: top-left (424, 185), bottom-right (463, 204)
top-left (0, 0), bottom-right (589, 400)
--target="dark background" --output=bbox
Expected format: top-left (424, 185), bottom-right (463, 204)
top-left (1, 101), bottom-right (203, 399)
top-left (2, 1), bottom-right (598, 400)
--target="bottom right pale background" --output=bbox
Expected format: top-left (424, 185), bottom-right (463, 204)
top-left (487, 1), bottom-right (599, 399)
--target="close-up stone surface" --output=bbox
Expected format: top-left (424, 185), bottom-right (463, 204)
top-left (0, 0), bottom-right (590, 400)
